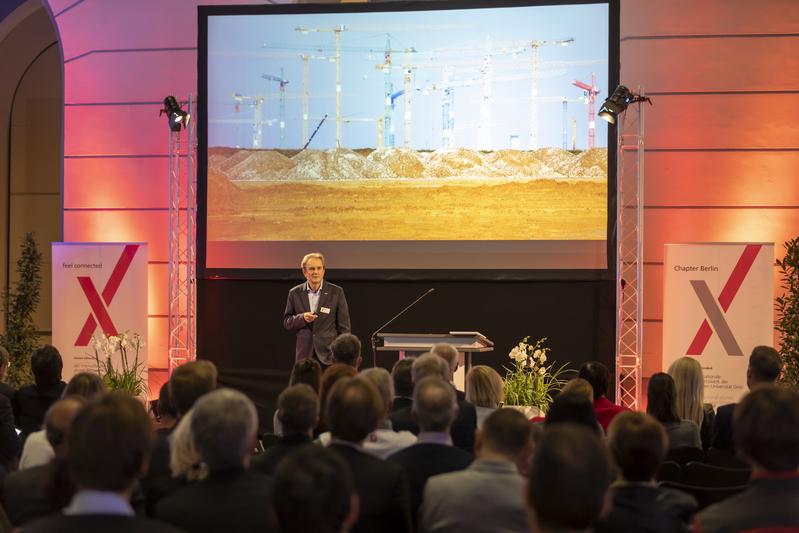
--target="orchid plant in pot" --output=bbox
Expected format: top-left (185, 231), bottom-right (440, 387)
top-left (90, 331), bottom-right (147, 397)
top-left (502, 336), bottom-right (571, 419)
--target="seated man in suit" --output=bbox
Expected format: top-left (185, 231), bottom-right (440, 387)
top-left (273, 446), bottom-right (359, 533)
top-left (390, 353), bottom-right (477, 453)
top-left (4, 396), bottom-right (85, 526)
top-left (419, 408), bottom-right (532, 533)
top-left (155, 388), bottom-right (275, 532)
top-left (331, 333), bottom-right (363, 369)
top-left (697, 386), bottom-right (799, 532)
top-left (712, 345), bottom-right (781, 453)
top-left (14, 345), bottom-right (67, 441)
top-left (24, 393), bottom-right (179, 533)
top-left (252, 384), bottom-right (318, 475)
top-left (391, 358), bottom-right (415, 413)
top-left (527, 424), bottom-right (612, 533)
top-left (389, 377), bottom-right (473, 524)
top-left (326, 377), bottom-right (412, 533)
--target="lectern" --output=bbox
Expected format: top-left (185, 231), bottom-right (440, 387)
top-left (375, 331), bottom-right (494, 374)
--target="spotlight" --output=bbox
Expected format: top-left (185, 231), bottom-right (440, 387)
top-left (160, 96), bottom-right (190, 132)
top-left (598, 85), bottom-right (652, 124)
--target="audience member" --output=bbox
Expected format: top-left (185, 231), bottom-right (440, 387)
top-left (530, 378), bottom-right (594, 424)
top-left (389, 377), bottom-right (473, 524)
top-left (431, 343), bottom-right (459, 386)
top-left (544, 391), bottom-right (602, 435)
top-left (527, 424), bottom-right (611, 533)
top-left (326, 377), bottom-right (412, 533)
top-left (320, 368), bottom-right (416, 458)
top-left (697, 386), bottom-right (799, 531)
top-left (20, 372), bottom-right (105, 470)
top-left (3, 396), bottom-right (84, 527)
top-left (273, 446), bottom-right (358, 533)
top-left (155, 381), bottom-right (178, 431)
top-left (253, 384), bottom-right (318, 475)
top-left (669, 356), bottom-right (715, 450)
top-left (14, 345), bottom-right (67, 440)
top-left (647, 373), bottom-right (700, 449)
top-left (273, 357), bottom-right (322, 436)
top-left (0, 346), bottom-right (16, 404)
top-left (465, 365), bottom-right (504, 429)
top-left (167, 409), bottom-right (205, 483)
top-left (331, 333), bottom-right (363, 368)
top-left (156, 388), bottom-right (275, 532)
top-left (712, 345), bottom-right (781, 453)
top-left (391, 358), bottom-right (415, 413)
top-left (318, 363), bottom-right (358, 434)
top-left (390, 353), bottom-right (477, 453)
top-left (595, 412), bottom-right (697, 533)
top-left (0, 384), bottom-right (18, 472)
top-left (579, 361), bottom-right (628, 431)
top-left (419, 408), bottom-right (532, 533)
top-left (25, 393), bottom-right (179, 533)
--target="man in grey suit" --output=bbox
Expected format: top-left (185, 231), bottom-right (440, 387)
top-left (418, 408), bottom-right (533, 533)
top-left (283, 252), bottom-right (351, 365)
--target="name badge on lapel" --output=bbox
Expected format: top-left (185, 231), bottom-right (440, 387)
top-left (319, 306), bottom-right (331, 314)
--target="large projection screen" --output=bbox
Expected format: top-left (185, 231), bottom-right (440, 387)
top-left (198, 1), bottom-right (617, 277)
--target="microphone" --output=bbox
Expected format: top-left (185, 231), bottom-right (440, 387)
top-left (370, 288), bottom-right (435, 367)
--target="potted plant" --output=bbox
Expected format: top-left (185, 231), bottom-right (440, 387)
top-left (503, 336), bottom-right (571, 418)
top-left (777, 236), bottom-right (799, 387)
top-left (90, 331), bottom-right (147, 397)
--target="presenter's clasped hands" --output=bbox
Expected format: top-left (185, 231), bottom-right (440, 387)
top-left (303, 312), bottom-right (318, 323)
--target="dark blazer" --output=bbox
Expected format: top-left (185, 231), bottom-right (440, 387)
top-left (390, 393), bottom-right (477, 454)
top-left (0, 382), bottom-right (16, 407)
top-left (3, 463), bottom-right (50, 526)
top-left (711, 403), bottom-right (735, 453)
top-left (391, 396), bottom-right (412, 413)
top-left (0, 393), bottom-right (19, 468)
top-left (251, 434), bottom-right (312, 476)
top-left (155, 468), bottom-right (275, 532)
top-left (13, 381), bottom-right (66, 440)
top-left (595, 484), bottom-right (697, 533)
top-left (283, 281), bottom-right (350, 364)
top-left (140, 427), bottom-right (177, 516)
top-left (24, 514), bottom-right (181, 533)
top-left (329, 443), bottom-right (412, 533)
top-left (388, 442), bottom-right (473, 523)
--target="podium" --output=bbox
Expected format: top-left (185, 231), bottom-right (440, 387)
top-left (375, 332), bottom-right (494, 376)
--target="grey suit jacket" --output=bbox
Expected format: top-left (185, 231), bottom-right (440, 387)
top-left (419, 459), bottom-right (529, 533)
top-left (283, 281), bottom-right (350, 364)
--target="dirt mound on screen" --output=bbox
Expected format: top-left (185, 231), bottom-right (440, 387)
top-left (226, 150), bottom-right (295, 180)
top-left (283, 148), bottom-right (382, 180)
top-left (425, 148), bottom-right (488, 177)
top-left (534, 148), bottom-right (580, 174)
top-left (208, 169), bottom-right (243, 212)
top-left (367, 148), bottom-right (425, 178)
top-left (209, 149), bottom-right (252, 174)
top-left (558, 148), bottom-right (607, 177)
top-left (484, 149), bottom-right (563, 178)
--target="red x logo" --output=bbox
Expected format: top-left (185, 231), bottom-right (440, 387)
top-left (685, 244), bottom-right (762, 356)
top-left (74, 245), bottom-right (140, 346)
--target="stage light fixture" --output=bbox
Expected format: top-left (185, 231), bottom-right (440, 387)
top-left (161, 96), bottom-right (190, 132)
top-left (598, 85), bottom-right (652, 124)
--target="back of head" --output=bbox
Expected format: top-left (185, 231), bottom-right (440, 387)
top-left (734, 385), bottom-right (799, 472)
top-left (391, 357), bottom-right (415, 398)
top-left (331, 334), bottom-right (362, 368)
top-left (63, 372), bottom-right (106, 400)
top-left (157, 381), bottom-right (178, 421)
top-left (528, 424), bottom-right (611, 531)
top-left (748, 346), bottom-right (782, 384)
top-left (431, 343), bottom-right (458, 376)
top-left (578, 361), bottom-right (609, 401)
top-left (278, 384), bottom-right (319, 436)
top-left (45, 396), bottom-right (86, 456)
top-left (170, 360), bottom-right (218, 417)
top-left (607, 411), bottom-right (667, 482)
top-left (31, 345), bottom-right (63, 387)
top-left (667, 356), bottom-right (704, 426)
top-left (169, 410), bottom-right (206, 481)
top-left (411, 353), bottom-right (450, 384)
top-left (546, 392), bottom-right (600, 434)
top-left (191, 388), bottom-right (257, 472)
top-left (465, 365), bottom-right (504, 409)
top-left (319, 364), bottom-right (358, 424)
top-left (646, 372), bottom-right (679, 424)
top-left (326, 377), bottom-right (382, 443)
top-left (273, 446), bottom-right (355, 533)
top-left (560, 378), bottom-right (594, 403)
top-left (360, 368), bottom-right (393, 417)
top-left (412, 377), bottom-right (457, 432)
top-left (481, 408), bottom-right (532, 458)
top-left (289, 358), bottom-right (322, 393)
top-left (68, 392), bottom-right (153, 492)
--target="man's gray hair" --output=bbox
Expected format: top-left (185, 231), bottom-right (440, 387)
top-left (301, 252), bottom-right (325, 270)
top-left (411, 353), bottom-right (450, 384)
top-left (412, 377), bottom-right (457, 432)
top-left (431, 343), bottom-right (458, 374)
top-left (191, 388), bottom-right (257, 472)
top-left (360, 368), bottom-right (394, 416)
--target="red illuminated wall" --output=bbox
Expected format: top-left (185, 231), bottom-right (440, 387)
top-left (46, 0), bottom-right (799, 387)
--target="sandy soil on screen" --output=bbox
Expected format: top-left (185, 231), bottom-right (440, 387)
top-left (207, 147), bottom-right (607, 241)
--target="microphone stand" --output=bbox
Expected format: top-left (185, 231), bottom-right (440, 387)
top-left (370, 288), bottom-right (435, 367)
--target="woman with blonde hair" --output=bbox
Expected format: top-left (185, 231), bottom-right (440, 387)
top-left (668, 356), bottom-right (715, 450)
top-left (465, 365), bottom-right (504, 428)
top-left (169, 409), bottom-right (207, 483)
